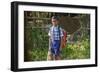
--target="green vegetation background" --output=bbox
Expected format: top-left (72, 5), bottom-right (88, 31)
top-left (24, 12), bottom-right (90, 61)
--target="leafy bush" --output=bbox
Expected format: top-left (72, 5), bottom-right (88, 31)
top-left (30, 39), bottom-right (90, 61)
top-left (61, 39), bottom-right (90, 60)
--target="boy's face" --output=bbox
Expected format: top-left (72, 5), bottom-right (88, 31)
top-left (51, 19), bottom-right (59, 26)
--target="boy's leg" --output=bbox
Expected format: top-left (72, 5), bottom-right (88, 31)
top-left (54, 40), bottom-right (61, 60)
top-left (47, 51), bottom-right (53, 60)
top-left (50, 40), bottom-right (61, 60)
top-left (54, 49), bottom-right (61, 60)
top-left (55, 54), bottom-right (61, 60)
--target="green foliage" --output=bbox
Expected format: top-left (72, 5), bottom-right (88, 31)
top-left (29, 26), bottom-right (90, 61)
top-left (30, 39), bottom-right (90, 61)
top-left (32, 28), bottom-right (49, 49)
top-left (61, 39), bottom-right (90, 60)
top-left (24, 12), bottom-right (90, 61)
top-left (31, 48), bottom-right (48, 61)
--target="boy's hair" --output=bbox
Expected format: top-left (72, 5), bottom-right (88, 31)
top-left (52, 16), bottom-right (60, 20)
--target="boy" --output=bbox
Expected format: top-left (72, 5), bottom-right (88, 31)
top-left (48, 16), bottom-right (64, 60)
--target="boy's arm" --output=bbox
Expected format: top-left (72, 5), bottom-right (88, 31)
top-left (48, 29), bottom-right (51, 51)
top-left (60, 37), bottom-right (63, 51)
top-left (49, 36), bottom-right (51, 51)
top-left (60, 28), bottom-right (64, 50)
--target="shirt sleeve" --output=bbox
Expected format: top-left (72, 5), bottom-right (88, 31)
top-left (60, 28), bottom-right (64, 37)
top-left (48, 27), bottom-right (52, 36)
top-left (48, 30), bottom-right (51, 36)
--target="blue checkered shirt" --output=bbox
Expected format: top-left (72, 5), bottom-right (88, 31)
top-left (48, 26), bottom-right (63, 40)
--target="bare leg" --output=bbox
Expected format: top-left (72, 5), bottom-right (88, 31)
top-left (55, 55), bottom-right (61, 60)
top-left (47, 51), bottom-right (53, 60)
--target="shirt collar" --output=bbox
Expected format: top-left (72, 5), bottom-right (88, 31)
top-left (52, 25), bottom-right (59, 28)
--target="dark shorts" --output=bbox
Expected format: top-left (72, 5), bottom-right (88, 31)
top-left (51, 40), bottom-right (61, 56)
